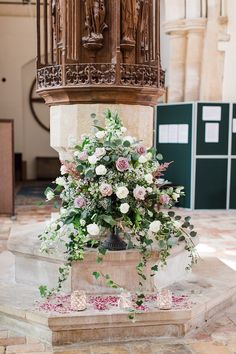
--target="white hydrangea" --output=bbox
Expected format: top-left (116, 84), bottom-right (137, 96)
top-left (121, 127), bottom-right (127, 133)
top-left (116, 186), bottom-right (129, 199)
top-left (120, 203), bottom-right (130, 214)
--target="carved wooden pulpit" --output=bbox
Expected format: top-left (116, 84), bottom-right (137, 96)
top-left (36, 0), bottom-right (165, 106)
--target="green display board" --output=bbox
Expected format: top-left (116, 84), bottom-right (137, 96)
top-left (197, 103), bottom-right (230, 156)
top-left (156, 104), bottom-right (193, 208)
top-left (156, 102), bottom-right (235, 210)
top-left (232, 104), bottom-right (236, 156)
top-left (195, 159), bottom-right (228, 209)
top-left (230, 159), bottom-right (236, 209)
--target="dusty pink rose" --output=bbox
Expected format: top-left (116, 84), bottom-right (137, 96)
top-left (116, 157), bottom-right (130, 172)
top-left (78, 151), bottom-right (88, 161)
top-left (99, 183), bottom-right (112, 197)
top-left (133, 185), bottom-right (146, 200)
top-left (135, 144), bottom-right (147, 155)
top-left (159, 194), bottom-right (171, 205)
top-left (74, 196), bottom-right (86, 208)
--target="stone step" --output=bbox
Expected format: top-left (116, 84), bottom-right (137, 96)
top-left (5, 343), bottom-right (46, 353)
top-left (0, 258), bottom-right (235, 347)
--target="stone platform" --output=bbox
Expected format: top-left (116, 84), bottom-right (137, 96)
top-left (7, 222), bottom-right (192, 293)
top-left (0, 258), bottom-right (235, 347)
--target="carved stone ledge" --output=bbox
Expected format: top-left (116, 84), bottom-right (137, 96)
top-left (37, 86), bottom-right (166, 107)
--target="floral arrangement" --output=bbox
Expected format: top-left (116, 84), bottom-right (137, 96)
top-left (39, 110), bottom-right (197, 306)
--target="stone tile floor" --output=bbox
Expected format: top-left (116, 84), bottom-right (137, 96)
top-left (0, 199), bottom-right (236, 353)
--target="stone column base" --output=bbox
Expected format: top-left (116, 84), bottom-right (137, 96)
top-left (50, 104), bottom-right (154, 161)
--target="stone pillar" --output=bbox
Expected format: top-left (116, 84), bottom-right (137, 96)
top-left (50, 104), bottom-right (154, 161)
top-left (200, 0), bottom-right (223, 100)
top-left (184, 19), bottom-right (206, 101)
top-left (165, 21), bottom-right (187, 102)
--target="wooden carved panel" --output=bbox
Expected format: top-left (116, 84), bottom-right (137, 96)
top-left (36, 0), bottom-right (165, 106)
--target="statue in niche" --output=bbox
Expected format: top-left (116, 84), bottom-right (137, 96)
top-left (121, 0), bottom-right (138, 46)
top-left (138, 0), bottom-right (149, 59)
top-left (82, 0), bottom-right (108, 50)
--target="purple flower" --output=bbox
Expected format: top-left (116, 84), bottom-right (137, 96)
top-left (78, 151), bottom-right (88, 161)
top-left (133, 185), bottom-right (146, 200)
top-left (99, 183), bottom-right (113, 197)
top-left (74, 196), bottom-right (86, 208)
top-left (116, 157), bottom-right (129, 172)
top-left (136, 144), bottom-right (147, 155)
top-left (159, 194), bottom-right (171, 205)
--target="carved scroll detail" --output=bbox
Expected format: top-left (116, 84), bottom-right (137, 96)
top-left (66, 64), bottom-right (116, 85)
top-left (37, 65), bottom-right (62, 88)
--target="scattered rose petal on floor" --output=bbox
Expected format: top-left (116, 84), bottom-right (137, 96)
top-left (35, 293), bottom-right (191, 314)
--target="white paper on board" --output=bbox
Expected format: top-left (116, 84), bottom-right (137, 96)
top-left (233, 119), bottom-right (236, 133)
top-left (178, 124), bottom-right (189, 144)
top-left (168, 124), bottom-right (178, 143)
top-left (159, 125), bottom-right (169, 143)
top-left (202, 106), bottom-right (222, 121)
top-left (205, 123), bottom-right (219, 143)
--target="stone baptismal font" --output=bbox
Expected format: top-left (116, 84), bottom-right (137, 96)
top-left (2, 0), bottom-right (236, 348)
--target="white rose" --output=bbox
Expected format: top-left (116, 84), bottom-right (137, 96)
top-left (172, 193), bottom-right (180, 201)
top-left (60, 165), bottom-right (68, 175)
top-left (88, 155), bottom-right (98, 165)
top-left (139, 155), bottom-right (148, 164)
top-left (96, 131), bottom-right (106, 140)
top-left (149, 220), bottom-right (161, 233)
top-left (123, 136), bottom-right (135, 144)
top-left (46, 190), bottom-right (54, 201)
top-left (55, 177), bottom-right (66, 186)
top-left (120, 203), bottom-right (130, 214)
top-left (95, 164), bottom-right (107, 175)
top-left (121, 127), bottom-right (127, 133)
top-left (87, 223), bottom-right (100, 236)
top-left (144, 173), bottom-right (153, 184)
top-left (147, 187), bottom-right (153, 193)
top-left (95, 147), bottom-right (106, 158)
top-left (116, 186), bottom-right (129, 199)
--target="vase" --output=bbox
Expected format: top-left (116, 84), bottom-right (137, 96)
top-left (102, 227), bottom-right (127, 251)
top-left (70, 290), bottom-right (87, 311)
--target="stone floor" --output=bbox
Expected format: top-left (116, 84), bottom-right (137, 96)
top-left (0, 191), bottom-right (236, 353)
